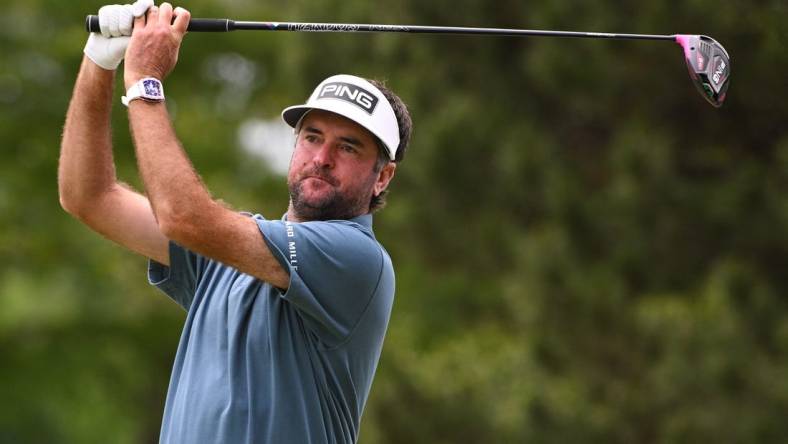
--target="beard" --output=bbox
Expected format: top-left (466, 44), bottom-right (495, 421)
top-left (288, 166), bottom-right (376, 221)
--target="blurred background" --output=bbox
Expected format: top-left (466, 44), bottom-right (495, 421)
top-left (2, 0), bottom-right (787, 442)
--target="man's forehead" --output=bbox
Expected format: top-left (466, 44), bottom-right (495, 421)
top-left (300, 109), bottom-right (375, 141)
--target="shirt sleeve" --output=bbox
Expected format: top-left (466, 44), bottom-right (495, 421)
top-left (255, 216), bottom-right (385, 345)
top-left (148, 241), bottom-right (207, 311)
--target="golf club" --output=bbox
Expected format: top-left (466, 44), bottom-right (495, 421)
top-left (86, 15), bottom-right (731, 107)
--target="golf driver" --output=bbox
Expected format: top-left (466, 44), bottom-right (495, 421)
top-left (86, 15), bottom-right (731, 107)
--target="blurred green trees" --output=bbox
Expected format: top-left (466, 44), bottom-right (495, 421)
top-left (1, 0), bottom-right (787, 442)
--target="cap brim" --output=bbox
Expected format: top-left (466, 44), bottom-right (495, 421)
top-left (281, 106), bottom-right (312, 128)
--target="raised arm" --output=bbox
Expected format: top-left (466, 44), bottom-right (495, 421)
top-left (59, 3), bottom-right (169, 265)
top-left (122, 3), bottom-right (290, 288)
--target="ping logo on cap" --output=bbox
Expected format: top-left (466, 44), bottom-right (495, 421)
top-left (318, 82), bottom-right (379, 114)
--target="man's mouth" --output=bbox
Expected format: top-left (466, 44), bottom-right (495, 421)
top-left (303, 175), bottom-right (337, 186)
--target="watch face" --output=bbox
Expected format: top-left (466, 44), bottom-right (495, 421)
top-left (142, 79), bottom-right (163, 98)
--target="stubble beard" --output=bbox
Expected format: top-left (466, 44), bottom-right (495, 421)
top-left (288, 167), bottom-right (377, 221)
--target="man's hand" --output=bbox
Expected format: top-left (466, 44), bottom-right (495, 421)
top-left (124, 3), bottom-right (190, 86)
top-left (84, 0), bottom-right (155, 70)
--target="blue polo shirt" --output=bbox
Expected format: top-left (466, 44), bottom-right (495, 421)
top-left (148, 213), bottom-right (395, 444)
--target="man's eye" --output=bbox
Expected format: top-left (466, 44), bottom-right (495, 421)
top-left (341, 145), bottom-right (357, 154)
top-left (305, 135), bottom-right (319, 143)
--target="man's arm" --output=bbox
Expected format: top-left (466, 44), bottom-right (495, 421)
top-left (123, 3), bottom-right (290, 289)
top-left (58, 57), bottom-right (170, 265)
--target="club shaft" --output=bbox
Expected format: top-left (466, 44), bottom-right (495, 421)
top-left (85, 15), bottom-right (676, 41)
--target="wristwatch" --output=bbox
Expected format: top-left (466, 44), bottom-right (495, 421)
top-left (122, 77), bottom-right (165, 106)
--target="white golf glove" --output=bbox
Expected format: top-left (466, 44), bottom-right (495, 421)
top-left (84, 0), bottom-right (155, 70)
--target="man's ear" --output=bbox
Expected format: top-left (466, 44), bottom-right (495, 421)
top-left (374, 162), bottom-right (397, 197)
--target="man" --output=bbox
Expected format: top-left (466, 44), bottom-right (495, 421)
top-left (58, 1), bottom-right (412, 442)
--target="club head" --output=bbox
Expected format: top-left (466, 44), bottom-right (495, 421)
top-left (675, 35), bottom-right (731, 107)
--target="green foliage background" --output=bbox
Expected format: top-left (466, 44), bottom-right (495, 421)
top-left (1, 0), bottom-right (787, 442)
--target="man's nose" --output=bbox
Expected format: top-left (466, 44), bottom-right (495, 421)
top-left (311, 142), bottom-right (335, 168)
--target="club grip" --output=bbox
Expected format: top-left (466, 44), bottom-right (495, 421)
top-left (85, 15), bottom-right (234, 32)
top-left (186, 18), bottom-right (235, 32)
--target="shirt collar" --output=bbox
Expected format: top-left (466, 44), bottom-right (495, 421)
top-left (281, 213), bottom-right (373, 229)
top-left (352, 213), bottom-right (373, 229)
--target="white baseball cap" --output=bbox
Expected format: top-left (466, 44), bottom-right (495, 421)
top-left (281, 74), bottom-right (400, 161)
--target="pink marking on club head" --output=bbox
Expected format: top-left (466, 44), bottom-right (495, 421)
top-left (675, 34), bottom-right (694, 61)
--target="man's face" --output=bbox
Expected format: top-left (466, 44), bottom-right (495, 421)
top-left (287, 110), bottom-right (395, 221)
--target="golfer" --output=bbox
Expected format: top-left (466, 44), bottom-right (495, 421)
top-left (59, 1), bottom-right (411, 442)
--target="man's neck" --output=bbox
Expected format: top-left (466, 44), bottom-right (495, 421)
top-left (286, 202), bottom-right (369, 223)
